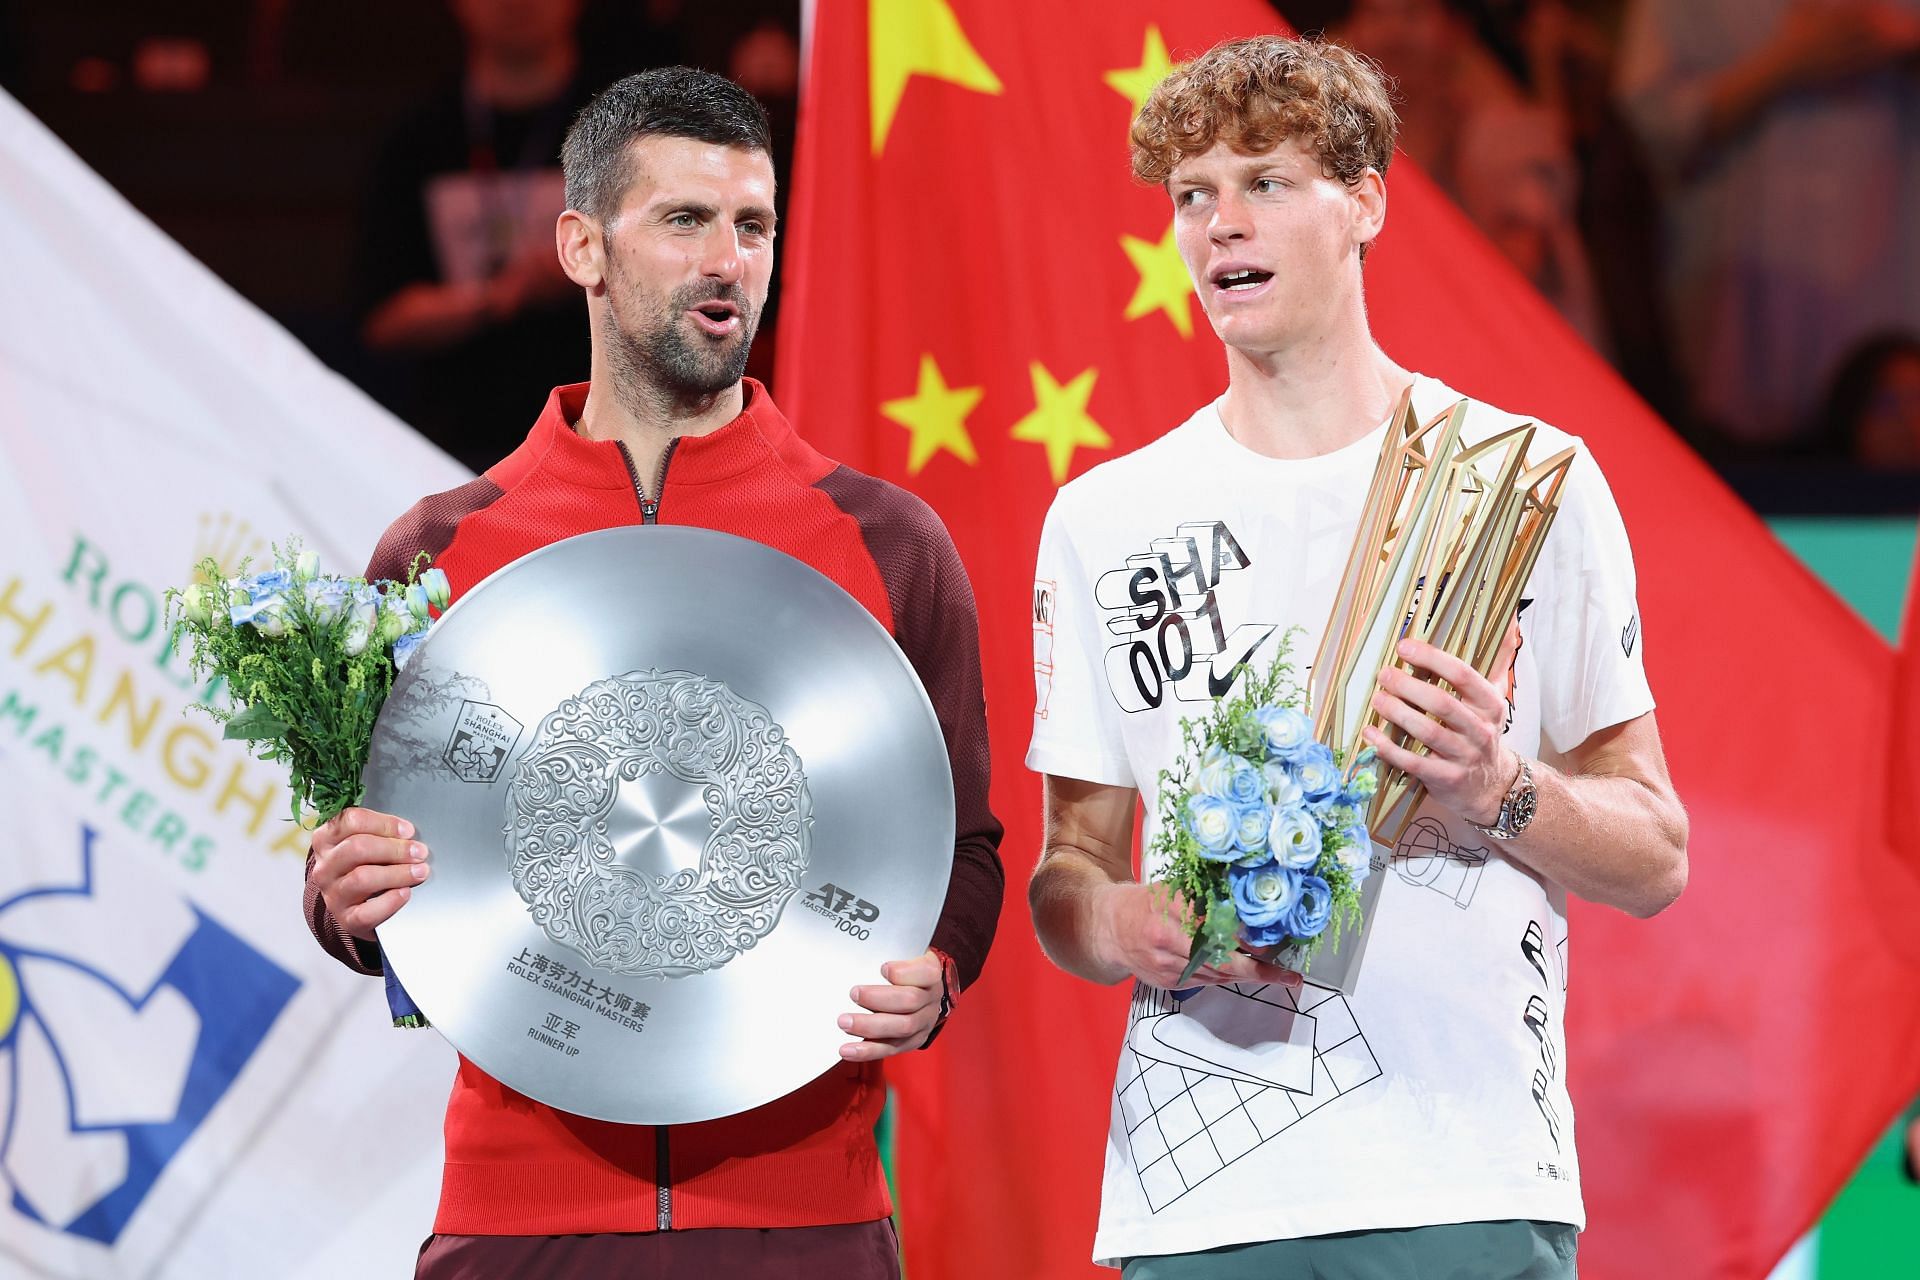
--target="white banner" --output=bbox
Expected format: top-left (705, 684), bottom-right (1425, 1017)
top-left (0, 89), bottom-right (464, 1278)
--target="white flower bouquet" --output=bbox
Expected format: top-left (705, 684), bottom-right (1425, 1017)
top-left (168, 546), bottom-right (448, 823)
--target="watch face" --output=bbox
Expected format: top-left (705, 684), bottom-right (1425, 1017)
top-left (1510, 782), bottom-right (1538, 831)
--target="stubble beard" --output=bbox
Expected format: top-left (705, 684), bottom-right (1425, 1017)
top-left (603, 262), bottom-right (759, 417)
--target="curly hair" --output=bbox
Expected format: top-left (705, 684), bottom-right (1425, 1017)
top-left (1130, 36), bottom-right (1398, 190)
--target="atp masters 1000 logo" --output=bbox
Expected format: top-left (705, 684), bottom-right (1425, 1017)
top-left (804, 882), bottom-right (881, 941)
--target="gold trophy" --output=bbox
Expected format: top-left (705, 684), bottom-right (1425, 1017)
top-left (1313, 388), bottom-right (1575, 844)
top-left (1299, 388), bottom-right (1573, 992)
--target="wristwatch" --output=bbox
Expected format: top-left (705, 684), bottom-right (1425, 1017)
top-left (1468, 757), bottom-right (1537, 841)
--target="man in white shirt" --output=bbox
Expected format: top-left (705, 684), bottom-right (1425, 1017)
top-left (1027, 34), bottom-right (1688, 1279)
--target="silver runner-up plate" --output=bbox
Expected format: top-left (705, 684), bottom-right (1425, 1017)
top-left (364, 526), bottom-right (955, 1125)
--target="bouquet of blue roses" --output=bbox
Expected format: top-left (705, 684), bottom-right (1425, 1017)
top-left (168, 545), bottom-right (448, 824)
top-left (1153, 636), bottom-right (1378, 984)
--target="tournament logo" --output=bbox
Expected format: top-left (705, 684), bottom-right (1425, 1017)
top-left (804, 882), bottom-right (881, 941)
top-left (0, 824), bottom-right (298, 1248)
top-left (443, 699), bottom-right (524, 783)
top-left (188, 509), bottom-right (269, 585)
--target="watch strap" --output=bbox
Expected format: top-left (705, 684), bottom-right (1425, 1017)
top-left (1468, 757), bottom-right (1535, 840)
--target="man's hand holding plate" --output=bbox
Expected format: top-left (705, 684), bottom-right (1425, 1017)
top-left (310, 806), bottom-right (430, 941)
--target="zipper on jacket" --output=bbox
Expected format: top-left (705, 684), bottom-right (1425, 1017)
top-left (615, 438), bottom-right (679, 524)
top-left (655, 1125), bottom-right (672, 1230)
top-left (616, 432), bottom-right (679, 1230)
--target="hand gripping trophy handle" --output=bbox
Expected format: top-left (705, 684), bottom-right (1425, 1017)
top-left (1309, 387), bottom-right (1575, 853)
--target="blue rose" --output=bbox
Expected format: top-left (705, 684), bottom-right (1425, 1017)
top-left (1263, 759), bottom-right (1303, 809)
top-left (1195, 745), bottom-right (1236, 798)
top-left (1232, 801), bottom-right (1271, 863)
top-left (1225, 754), bottom-right (1264, 806)
top-left (1288, 875), bottom-right (1334, 938)
top-left (1269, 805), bottom-right (1320, 869)
top-left (1229, 857), bottom-right (1299, 929)
top-left (230, 593), bottom-right (290, 637)
top-left (1242, 916), bottom-right (1291, 950)
top-left (392, 629), bottom-right (427, 671)
top-left (1254, 705), bottom-right (1313, 759)
top-left (1293, 743), bottom-right (1341, 810)
top-left (243, 568), bottom-right (291, 599)
top-left (1185, 793), bottom-right (1238, 861)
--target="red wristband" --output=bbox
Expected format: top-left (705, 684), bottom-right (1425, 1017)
top-left (922, 947), bottom-right (962, 1048)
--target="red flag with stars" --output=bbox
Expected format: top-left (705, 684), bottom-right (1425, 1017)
top-left (777, 3), bottom-right (1920, 1277)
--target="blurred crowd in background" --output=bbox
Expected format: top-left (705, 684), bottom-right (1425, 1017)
top-left (2, 0), bottom-right (1916, 511)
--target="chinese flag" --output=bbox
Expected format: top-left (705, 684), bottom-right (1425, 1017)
top-left (777, 4), bottom-right (1920, 1278)
top-left (1895, 549), bottom-right (1920, 814)
top-left (1891, 546), bottom-right (1920, 880)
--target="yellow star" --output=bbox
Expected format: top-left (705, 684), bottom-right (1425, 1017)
top-left (881, 354), bottom-right (984, 474)
top-left (1010, 363), bottom-right (1112, 485)
top-left (870, 0), bottom-right (1004, 155)
top-left (1104, 25), bottom-right (1180, 120)
top-left (1120, 220), bottom-right (1196, 338)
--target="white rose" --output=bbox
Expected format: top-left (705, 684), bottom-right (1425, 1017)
top-left (343, 598), bottom-right (378, 656)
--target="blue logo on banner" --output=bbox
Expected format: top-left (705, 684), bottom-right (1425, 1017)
top-left (0, 825), bottom-right (300, 1245)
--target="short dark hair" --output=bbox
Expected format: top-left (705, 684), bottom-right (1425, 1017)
top-left (562, 67), bottom-right (773, 218)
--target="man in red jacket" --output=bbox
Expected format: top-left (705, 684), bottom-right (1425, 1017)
top-left (304, 67), bottom-right (1003, 1278)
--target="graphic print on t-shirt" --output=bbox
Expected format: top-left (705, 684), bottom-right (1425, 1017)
top-left (1092, 520), bottom-right (1277, 713)
top-left (1115, 982), bottom-right (1382, 1212)
top-left (1033, 577), bottom-right (1058, 721)
top-left (1393, 815), bottom-right (1490, 910)
top-left (1519, 919), bottom-right (1570, 1168)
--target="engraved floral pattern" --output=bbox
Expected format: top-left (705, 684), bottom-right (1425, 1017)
top-left (503, 670), bottom-right (812, 977)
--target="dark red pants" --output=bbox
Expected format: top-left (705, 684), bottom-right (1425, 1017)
top-left (415, 1220), bottom-right (902, 1279)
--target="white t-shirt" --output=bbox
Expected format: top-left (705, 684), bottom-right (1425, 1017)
top-left (1026, 376), bottom-right (1654, 1266)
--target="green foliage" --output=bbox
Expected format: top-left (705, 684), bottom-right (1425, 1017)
top-left (166, 546), bottom-right (433, 825)
top-left (221, 702), bottom-right (290, 741)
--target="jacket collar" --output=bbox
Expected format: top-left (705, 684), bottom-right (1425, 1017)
top-left (490, 378), bottom-right (809, 493)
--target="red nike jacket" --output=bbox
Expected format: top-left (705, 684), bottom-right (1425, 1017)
top-left (303, 379), bottom-right (1003, 1235)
